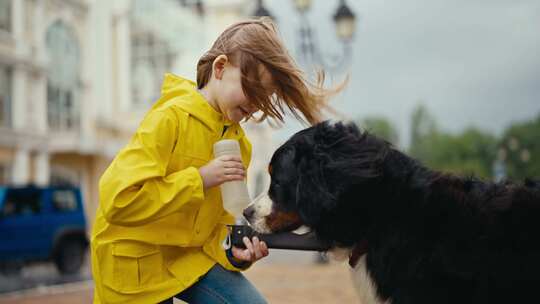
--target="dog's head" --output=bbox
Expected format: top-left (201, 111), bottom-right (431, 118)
top-left (244, 121), bottom-right (392, 245)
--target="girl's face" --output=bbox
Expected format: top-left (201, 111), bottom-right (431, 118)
top-left (212, 56), bottom-right (272, 122)
top-left (214, 62), bottom-right (273, 123)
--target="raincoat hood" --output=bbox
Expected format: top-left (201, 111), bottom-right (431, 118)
top-left (156, 74), bottom-right (236, 134)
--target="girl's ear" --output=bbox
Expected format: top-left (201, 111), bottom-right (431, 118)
top-left (212, 55), bottom-right (229, 80)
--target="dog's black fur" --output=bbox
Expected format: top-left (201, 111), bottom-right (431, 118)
top-left (266, 121), bottom-right (540, 304)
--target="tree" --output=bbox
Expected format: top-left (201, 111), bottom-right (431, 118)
top-left (409, 104), bottom-right (438, 162)
top-left (425, 128), bottom-right (497, 178)
top-left (357, 116), bottom-right (399, 146)
top-left (498, 114), bottom-right (540, 180)
top-left (408, 104), bottom-right (497, 179)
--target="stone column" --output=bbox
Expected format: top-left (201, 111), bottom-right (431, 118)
top-left (116, 4), bottom-right (132, 113)
top-left (34, 151), bottom-right (50, 186)
top-left (12, 0), bottom-right (28, 57)
top-left (11, 67), bottom-right (27, 131)
top-left (32, 71), bottom-right (48, 134)
top-left (33, 0), bottom-right (46, 64)
top-left (91, 1), bottom-right (113, 120)
top-left (10, 0), bottom-right (27, 131)
top-left (12, 148), bottom-right (30, 185)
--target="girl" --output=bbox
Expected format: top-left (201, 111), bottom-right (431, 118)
top-left (91, 18), bottom-right (339, 304)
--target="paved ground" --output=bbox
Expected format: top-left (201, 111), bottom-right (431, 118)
top-left (0, 250), bottom-right (360, 304)
top-left (246, 259), bottom-right (359, 303)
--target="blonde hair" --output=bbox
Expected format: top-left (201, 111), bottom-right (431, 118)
top-left (197, 18), bottom-right (344, 125)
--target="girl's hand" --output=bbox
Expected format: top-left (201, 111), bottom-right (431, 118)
top-left (198, 155), bottom-right (245, 189)
top-left (231, 236), bottom-right (269, 263)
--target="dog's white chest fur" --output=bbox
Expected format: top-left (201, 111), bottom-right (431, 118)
top-left (350, 255), bottom-right (390, 304)
top-left (327, 248), bottom-right (389, 304)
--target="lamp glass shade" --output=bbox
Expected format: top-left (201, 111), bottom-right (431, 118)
top-left (293, 0), bottom-right (312, 12)
top-left (335, 17), bottom-right (355, 41)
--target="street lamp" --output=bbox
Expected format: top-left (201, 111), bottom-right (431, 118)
top-left (493, 147), bottom-right (507, 182)
top-left (293, 0), bottom-right (312, 13)
top-left (253, 0), bottom-right (275, 21)
top-left (292, 0), bottom-right (357, 73)
top-left (176, 0), bottom-right (205, 16)
top-left (252, 0), bottom-right (356, 72)
top-left (493, 137), bottom-right (532, 181)
top-left (333, 0), bottom-right (356, 42)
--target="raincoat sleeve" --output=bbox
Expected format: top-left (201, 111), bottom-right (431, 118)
top-left (98, 108), bottom-right (205, 226)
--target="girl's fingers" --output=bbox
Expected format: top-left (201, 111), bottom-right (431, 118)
top-left (232, 246), bottom-right (250, 260)
top-left (221, 168), bottom-right (245, 182)
top-left (223, 162), bottom-right (245, 170)
top-left (219, 155), bottom-right (242, 162)
top-left (260, 241), bottom-right (269, 257)
top-left (224, 168), bottom-right (245, 176)
top-left (252, 237), bottom-right (262, 260)
top-left (231, 246), bottom-right (242, 259)
top-left (225, 175), bottom-right (245, 182)
top-left (223, 160), bottom-right (244, 168)
top-left (243, 237), bottom-right (255, 260)
top-left (232, 239), bottom-right (269, 263)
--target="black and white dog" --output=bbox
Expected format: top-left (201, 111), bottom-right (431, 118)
top-left (243, 121), bottom-right (540, 304)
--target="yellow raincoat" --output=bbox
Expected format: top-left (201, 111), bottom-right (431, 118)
top-left (91, 74), bottom-right (252, 303)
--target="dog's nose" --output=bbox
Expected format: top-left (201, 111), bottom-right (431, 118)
top-left (243, 206), bottom-right (256, 220)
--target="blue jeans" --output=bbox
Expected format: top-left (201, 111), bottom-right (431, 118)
top-left (159, 264), bottom-right (267, 304)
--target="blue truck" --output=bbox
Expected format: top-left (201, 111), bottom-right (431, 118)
top-left (0, 185), bottom-right (88, 275)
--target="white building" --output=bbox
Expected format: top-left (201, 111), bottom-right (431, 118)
top-left (0, 0), bottom-right (275, 224)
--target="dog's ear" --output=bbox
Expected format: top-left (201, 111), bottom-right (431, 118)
top-left (315, 121), bottom-right (388, 183)
top-left (292, 121), bottom-right (390, 225)
top-left (295, 156), bottom-right (337, 226)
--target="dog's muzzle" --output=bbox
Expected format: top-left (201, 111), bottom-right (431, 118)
top-left (243, 193), bottom-right (274, 233)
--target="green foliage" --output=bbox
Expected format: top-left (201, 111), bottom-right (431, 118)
top-left (499, 114), bottom-right (540, 179)
top-left (408, 104), bottom-right (497, 179)
top-left (357, 116), bottom-right (399, 146)
top-left (354, 104), bottom-right (538, 181)
top-left (409, 104), bottom-right (438, 162)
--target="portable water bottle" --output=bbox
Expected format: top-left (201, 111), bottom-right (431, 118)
top-left (213, 139), bottom-right (251, 218)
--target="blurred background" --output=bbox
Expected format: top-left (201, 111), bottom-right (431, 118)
top-left (0, 0), bottom-right (538, 303)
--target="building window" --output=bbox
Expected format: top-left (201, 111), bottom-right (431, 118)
top-left (45, 21), bottom-right (80, 131)
top-left (0, 0), bottom-right (11, 33)
top-left (130, 0), bottom-right (177, 107)
top-left (130, 32), bottom-right (176, 107)
top-left (50, 165), bottom-right (80, 186)
top-left (52, 190), bottom-right (78, 212)
top-left (0, 65), bottom-right (11, 128)
top-left (2, 188), bottom-right (42, 217)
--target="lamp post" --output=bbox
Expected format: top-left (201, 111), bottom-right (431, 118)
top-left (176, 0), bottom-right (205, 16)
top-left (293, 0), bottom-right (356, 73)
top-left (493, 148), bottom-right (507, 182)
top-left (493, 137), bottom-right (531, 182)
top-left (333, 0), bottom-right (356, 42)
top-left (253, 0), bottom-right (357, 73)
top-left (253, 0), bottom-right (275, 21)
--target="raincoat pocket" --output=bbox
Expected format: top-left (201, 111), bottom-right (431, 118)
top-left (103, 241), bottom-right (164, 293)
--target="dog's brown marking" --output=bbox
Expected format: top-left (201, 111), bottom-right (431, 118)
top-left (265, 209), bottom-right (303, 232)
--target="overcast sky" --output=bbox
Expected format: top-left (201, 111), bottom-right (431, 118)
top-left (264, 0), bottom-right (540, 147)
